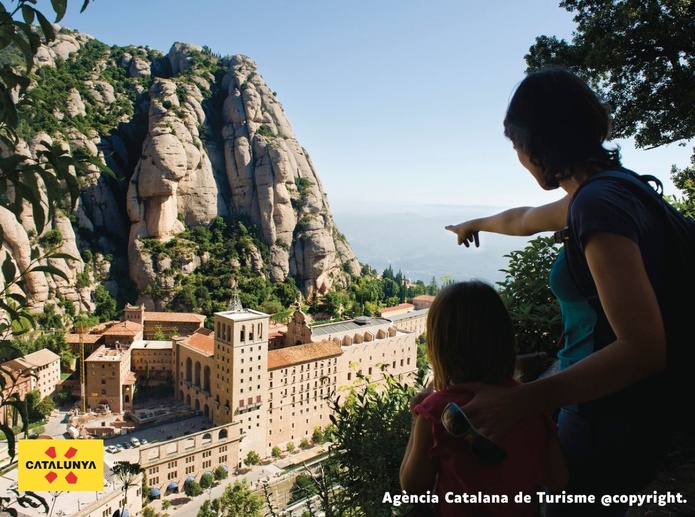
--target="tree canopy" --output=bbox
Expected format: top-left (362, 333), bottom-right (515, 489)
top-left (525, 0), bottom-right (695, 149)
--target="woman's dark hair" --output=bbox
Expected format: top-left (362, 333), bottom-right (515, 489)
top-left (503, 67), bottom-right (621, 188)
top-left (426, 280), bottom-right (516, 389)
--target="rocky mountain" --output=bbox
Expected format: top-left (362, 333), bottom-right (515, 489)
top-left (2, 27), bottom-right (360, 315)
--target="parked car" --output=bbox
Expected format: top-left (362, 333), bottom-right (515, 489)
top-left (122, 442), bottom-right (131, 449)
top-left (140, 438), bottom-right (148, 445)
top-left (130, 437), bottom-right (141, 447)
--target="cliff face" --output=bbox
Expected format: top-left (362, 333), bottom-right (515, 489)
top-left (2, 29), bottom-right (360, 314)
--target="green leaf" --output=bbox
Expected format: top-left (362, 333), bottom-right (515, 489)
top-left (21, 5), bottom-right (34, 25)
top-left (0, 422), bottom-right (15, 459)
top-left (2, 254), bottom-right (16, 282)
top-left (50, 0), bottom-right (67, 22)
top-left (80, 0), bottom-right (91, 13)
top-left (34, 10), bottom-right (56, 43)
top-left (30, 264), bottom-right (69, 281)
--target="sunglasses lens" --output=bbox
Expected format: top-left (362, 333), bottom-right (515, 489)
top-left (442, 403), bottom-right (471, 437)
top-left (441, 403), bottom-right (508, 465)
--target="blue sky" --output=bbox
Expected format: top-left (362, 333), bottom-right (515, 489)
top-left (51, 0), bottom-right (692, 213)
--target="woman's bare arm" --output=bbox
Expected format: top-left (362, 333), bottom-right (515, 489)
top-left (446, 196), bottom-right (569, 247)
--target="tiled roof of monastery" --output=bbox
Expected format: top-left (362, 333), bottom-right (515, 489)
top-left (268, 340), bottom-right (343, 370)
top-left (23, 348), bottom-right (60, 367)
top-left (181, 331), bottom-right (214, 356)
top-left (144, 312), bottom-right (206, 323)
top-left (102, 321), bottom-right (143, 335)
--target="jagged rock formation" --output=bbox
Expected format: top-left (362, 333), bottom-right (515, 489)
top-left (0, 27), bottom-right (360, 314)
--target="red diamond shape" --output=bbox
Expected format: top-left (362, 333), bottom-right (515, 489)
top-left (64, 447), bottom-right (77, 459)
top-left (66, 472), bottom-right (78, 484)
top-left (44, 447), bottom-right (56, 459)
top-left (45, 471), bottom-right (57, 483)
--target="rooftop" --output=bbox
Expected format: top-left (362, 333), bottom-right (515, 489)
top-left (387, 308), bottom-right (429, 322)
top-left (65, 333), bottom-right (103, 344)
top-left (180, 332), bottom-right (214, 356)
top-left (21, 348), bottom-right (60, 367)
top-left (380, 303), bottom-right (415, 314)
top-left (311, 316), bottom-right (394, 337)
top-left (129, 340), bottom-right (173, 350)
top-left (214, 308), bottom-right (268, 322)
top-left (268, 340), bottom-right (343, 370)
top-left (143, 312), bottom-right (206, 323)
top-left (86, 346), bottom-right (124, 362)
top-left (102, 320), bottom-right (143, 335)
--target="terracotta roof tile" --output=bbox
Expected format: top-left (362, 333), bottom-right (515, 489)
top-left (144, 312), bottom-right (206, 323)
top-left (380, 303), bottom-right (415, 314)
top-left (65, 333), bottom-right (103, 344)
top-left (268, 340), bottom-right (343, 370)
top-left (102, 321), bottom-right (143, 335)
top-left (23, 349), bottom-right (60, 367)
top-left (181, 332), bottom-right (214, 356)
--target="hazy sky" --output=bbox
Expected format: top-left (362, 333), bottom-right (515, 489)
top-left (51, 0), bottom-right (692, 213)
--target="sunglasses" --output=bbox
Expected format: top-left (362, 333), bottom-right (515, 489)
top-left (441, 402), bottom-right (508, 465)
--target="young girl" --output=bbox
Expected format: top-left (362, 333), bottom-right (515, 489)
top-left (400, 281), bottom-right (567, 517)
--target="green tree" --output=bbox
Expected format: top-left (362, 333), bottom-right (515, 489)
top-left (497, 236), bottom-right (562, 355)
top-left (289, 472), bottom-right (316, 504)
top-left (271, 445), bottom-right (282, 458)
top-left (299, 437), bottom-right (311, 449)
top-left (213, 465), bottom-right (228, 481)
top-left (161, 500), bottom-right (171, 511)
top-left (525, 0), bottom-right (694, 150)
top-left (217, 480), bottom-right (262, 517)
top-left (327, 371), bottom-right (423, 516)
top-left (244, 450), bottom-right (260, 467)
top-left (286, 441), bottom-right (295, 453)
top-left (525, 0), bottom-right (695, 213)
top-left (311, 426), bottom-right (325, 445)
top-left (142, 507), bottom-right (156, 517)
top-left (33, 396), bottom-right (55, 420)
top-left (199, 472), bottom-right (214, 490)
top-left (112, 461), bottom-right (143, 507)
top-left (93, 285), bottom-right (118, 322)
top-left (184, 480), bottom-right (202, 497)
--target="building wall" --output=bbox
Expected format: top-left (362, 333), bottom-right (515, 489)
top-left (176, 345), bottom-right (215, 418)
top-left (139, 421), bottom-right (240, 489)
top-left (143, 321), bottom-right (202, 340)
top-left (33, 358), bottom-right (61, 399)
top-left (85, 347), bottom-right (131, 413)
top-left (389, 312), bottom-right (427, 337)
top-left (131, 347), bottom-right (172, 384)
top-left (211, 310), bottom-right (270, 460)
top-left (338, 333), bottom-right (417, 388)
top-left (267, 356), bottom-right (339, 449)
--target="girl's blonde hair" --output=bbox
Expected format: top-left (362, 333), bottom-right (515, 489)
top-left (426, 280), bottom-right (516, 390)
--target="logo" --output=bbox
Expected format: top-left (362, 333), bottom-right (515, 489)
top-left (18, 440), bottom-right (104, 491)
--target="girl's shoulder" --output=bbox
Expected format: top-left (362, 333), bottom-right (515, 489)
top-left (417, 379), bottom-right (519, 419)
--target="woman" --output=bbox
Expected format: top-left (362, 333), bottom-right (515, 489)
top-left (445, 68), bottom-right (674, 516)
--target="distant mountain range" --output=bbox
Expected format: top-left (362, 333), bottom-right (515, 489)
top-left (333, 204), bottom-right (545, 286)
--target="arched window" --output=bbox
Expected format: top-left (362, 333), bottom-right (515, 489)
top-left (240, 325), bottom-right (246, 342)
top-left (185, 358), bottom-right (192, 383)
top-left (258, 323), bottom-right (263, 339)
top-left (194, 362), bottom-right (202, 387)
top-left (203, 366), bottom-right (211, 392)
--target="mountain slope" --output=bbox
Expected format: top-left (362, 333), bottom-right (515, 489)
top-left (3, 27), bottom-right (360, 315)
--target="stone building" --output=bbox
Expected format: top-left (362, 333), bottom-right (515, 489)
top-left (129, 340), bottom-right (173, 384)
top-left (15, 348), bottom-right (61, 399)
top-left (173, 301), bottom-right (418, 459)
top-left (123, 303), bottom-right (205, 339)
top-left (85, 345), bottom-right (135, 413)
top-left (139, 422), bottom-right (239, 493)
top-left (412, 295), bottom-right (435, 310)
top-left (388, 309), bottom-right (428, 337)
